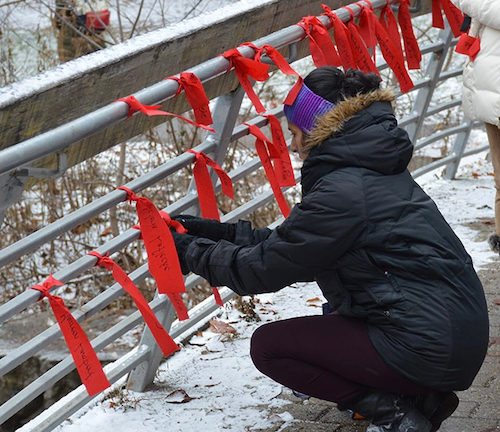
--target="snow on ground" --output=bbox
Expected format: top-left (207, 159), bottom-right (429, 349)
top-left (23, 136), bottom-right (496, 432)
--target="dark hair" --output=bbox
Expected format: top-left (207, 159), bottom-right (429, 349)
top-left (303, 67), bottom-right (382, 104)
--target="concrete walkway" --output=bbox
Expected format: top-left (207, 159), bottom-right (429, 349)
top-left (255, 252), bottom-right (500, 432)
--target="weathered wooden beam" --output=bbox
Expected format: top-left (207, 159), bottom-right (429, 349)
top-left (0, 0), bottom-right (432, 171)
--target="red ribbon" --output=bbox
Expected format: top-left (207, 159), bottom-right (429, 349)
top-left (88, 252), bottom-right (180, 357)
top-left (432, 0), bottom-right (464, 37)
top-left (30, 275), bottom-right (110, 396)
top-left (356, 4), bottom-right (414, 93)
top-left (261, 114), bottom-right (296, 188)
top-left (243, 123), bottom-right (291, 218)
top-left (186, 150), bottom-right (234, 306)
top-left (397, 0), bottom-right (422, 70)
top-left (455, 33), bottom-right (480, 61)
top-left (117, 187), bottom-right (189, 321)
top-left (321, 5), bottom-right (357, 70)
top-left (241, 43), bottom-right (300, 77)
top-left (297, 15), bottom-right (342, 68)
top-left (117, 95), bottom-right (215, 132)
top-left (379, 1), bottom-right (404, 59)
top-left (222, 47), bottom-right (270, 114)
top-left (167, 72), bottom-right (213, 126)
top-left (187, 150), bottom-right (234, 221)
top-left (342, 7), bottom-right (379, 74)
top-left (356, 0), bottom-right (377, 63)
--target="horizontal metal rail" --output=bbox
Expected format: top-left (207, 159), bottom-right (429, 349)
top-left (0, 0), bottom-right (396, 177)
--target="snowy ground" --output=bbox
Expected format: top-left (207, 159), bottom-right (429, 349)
top-left (17, 132), bottom-right (496, 432)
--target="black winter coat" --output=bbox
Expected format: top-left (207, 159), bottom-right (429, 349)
top-left (185, 89), bottom-right (489, 391)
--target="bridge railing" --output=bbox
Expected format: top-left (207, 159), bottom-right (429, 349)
top-left (0, 0), bottom-right (485, 430)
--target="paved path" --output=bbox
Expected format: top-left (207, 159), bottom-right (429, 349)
top-left (255, 256), bottom-right (500, 432)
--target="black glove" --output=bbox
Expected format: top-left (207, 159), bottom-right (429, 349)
top-left (172, 214), bottom-right (237, 243)
top-left (171, 231), bottom-right (197, 275)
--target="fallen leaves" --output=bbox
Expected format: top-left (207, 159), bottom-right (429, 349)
top-left (165, 389), bottom-right (196, 404)
top-left (209, 319), bottom-right (237, 335)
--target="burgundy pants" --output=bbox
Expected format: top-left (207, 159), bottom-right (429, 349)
top-left (250, 313), bottom-right (433, 404)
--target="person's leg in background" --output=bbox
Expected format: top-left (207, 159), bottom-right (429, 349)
top-left (249, 314), bottom-right (455, 431)
top-left (485, 123), bottom-right (500, 254)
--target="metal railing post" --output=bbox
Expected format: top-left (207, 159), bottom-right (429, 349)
top-left (405, 24), bottom-right (455, 143)
top-left (444, 117), bottom-right (475, 179)
top-left (0, 171), bottom-right (26, 227)
top-left (125, 86), bottom-right (246, 392)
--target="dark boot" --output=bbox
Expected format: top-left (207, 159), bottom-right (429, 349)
top-left (348, 391), bottom-right (431, 432)
top-left (417, 392), bottom-right (459, 432)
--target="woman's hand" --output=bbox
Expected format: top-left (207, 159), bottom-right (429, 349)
top-left (172, 215), bottom-right (237, 242)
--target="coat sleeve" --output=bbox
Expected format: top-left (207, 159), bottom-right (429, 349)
top-left (234, 220), bottom-right (272, 245)
top-left (184, 172), bottom-right (367, 296)
top-left (451, 0), bottom-right (500, 30)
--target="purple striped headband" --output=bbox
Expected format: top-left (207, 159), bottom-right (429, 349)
top-left (283, 79), bottom-right (335, 134)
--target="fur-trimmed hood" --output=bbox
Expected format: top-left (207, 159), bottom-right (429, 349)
top-left (300, 88), bottom-right (414, 195)
top-left (304, 88), bottom-right (396, 149)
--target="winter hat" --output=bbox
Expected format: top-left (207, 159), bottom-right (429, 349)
top-left (284, 80), bottom-right (335, 134)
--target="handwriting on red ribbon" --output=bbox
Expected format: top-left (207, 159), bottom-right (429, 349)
top-left (168, 72), bottom-right (213, 126)
top-left (262, 114), bottom-right (296, 188)
top-left (116, 95), bottom-right (215, 132)
top-left (456, 34), bottom-right (480, 61)
top-left (357, 4), bottom-right (414, 93)
top-left (397, 0), bottom-right (422, 70)
top-left (117, 187), bottom-right (189, 321)
top-left (321, 5), bottom-right (356, 70)
top-left (342, 7), bottom-right (379, 75)
top-left (432, 0), bottom-right (464, 37)
top-left (31, 275), bottom-right (110, 396)
top-left (88, 252), bottom-right (180, 357)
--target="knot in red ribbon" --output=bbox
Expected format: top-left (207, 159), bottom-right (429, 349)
top-left (167, 72), bottom-right (213, 126)
top-left (222, 47), bottom-right (270, 81)
top-left (88, 251), bottom-right (114, 271)
top-left (222, 46), bottom-right (270, 113)
top-left (296, 15), bottom-right (341, 67)
top-left (117, 95), bottom-right (164, 118)
top-left (31, 274), bottom-right (64, 299)
top-left (117, 95), bottom-right (215, 132)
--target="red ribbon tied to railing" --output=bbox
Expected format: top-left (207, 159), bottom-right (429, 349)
top-left (296, 15), bottom-right (342, 68)
top-left (88, 251), bottom-right (180, 357)
top-left (117, 186), bottom-right (189, 320)
top-left (30, 275), bottom-right (110, 396)
top-left (340, 6), bottom-right (379, 74)
top-left (261, 114), bottom-right (296, 188)
top-left (243, 122), bottom-right (291, 218)
top-left (321, 5), bottom-right (357, 70)
top-left (116, 95), bottom-right (215, 132)
top-left (432, 0), bottom-right (464, 37)
top-left (354, 3), bottom-right (414, 93)
top-left (397, 0), bottom-right (422, 70)
top-left (186, 150), bottom-right (234, 307)
top-left (167, 72), bottom-right (213, 126)
top-left (187, 150), bottom-right (234, 221)
top-left (222, 47), bottom-right (270, 114)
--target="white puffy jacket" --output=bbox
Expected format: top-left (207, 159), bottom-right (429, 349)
top-left (451, 0), bottom-right (500, 126)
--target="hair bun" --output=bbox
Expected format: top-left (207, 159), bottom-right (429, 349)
top-left (341, 69), bottom-right (382, 98)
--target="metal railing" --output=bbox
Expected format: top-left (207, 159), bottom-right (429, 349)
top-left (0, 0), bottom-right (485, 430)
